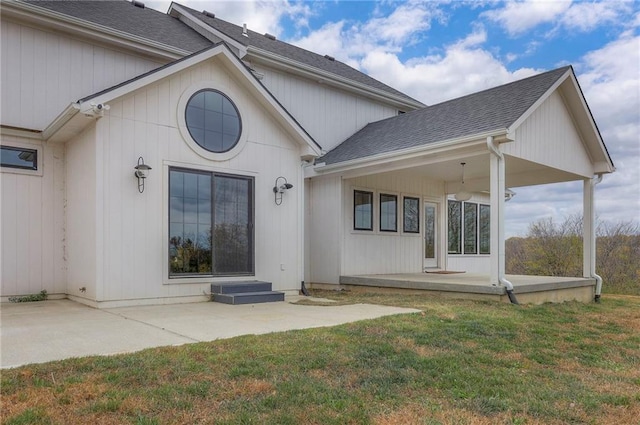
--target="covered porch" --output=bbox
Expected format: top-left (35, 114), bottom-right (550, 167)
top-left (340, 273), bottom-right (596, 304)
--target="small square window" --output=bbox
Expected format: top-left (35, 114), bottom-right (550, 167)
top-left (1, 146), bottom-right (37, 170)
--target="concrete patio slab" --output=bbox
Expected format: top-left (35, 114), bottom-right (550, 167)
top-left (0, 297), bottom-right (419, 369)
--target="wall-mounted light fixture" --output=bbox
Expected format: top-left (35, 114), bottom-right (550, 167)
top-left (273, 176), bottom-right (293, 205)
top-left (134, 156), bottom-right (152, 193)
top-left (455, 162), bottom-right (472, 201)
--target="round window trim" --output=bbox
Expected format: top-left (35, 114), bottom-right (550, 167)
top-left (184, 89), bottom-right (242, 154)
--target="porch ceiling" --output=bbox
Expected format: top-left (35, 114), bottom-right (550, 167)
top-left (359, 154), bottom-right (584, 193)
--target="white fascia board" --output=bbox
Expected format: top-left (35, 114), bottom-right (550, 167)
top-left (310, 129), bottom-right (508, 177)
top-left (2, 1), bottom-right (189, 60)
top-left (41, 103), bottom-right (81, 141)
top-left (563, 73), bottom-right (615, 173)
top-left (247, 47), bottom-right (425, 111)
top-left (168, 3), bottom-right (248, 57)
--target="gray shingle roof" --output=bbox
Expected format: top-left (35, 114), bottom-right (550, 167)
top-left (25, 1), bottom-right (421, 107)
top-left (179, 5), bottom-right (422, 106)
top-left (319, 66), bottom-right (572, 166)
top-left (25, 0), bottom-right (211, 52)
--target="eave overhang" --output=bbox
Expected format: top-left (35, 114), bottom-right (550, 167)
top-left (2, 0), bottom-right (189, 61)
top-left (307, 129), bottom-right (510, 178)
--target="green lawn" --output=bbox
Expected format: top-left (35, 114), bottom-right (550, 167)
top-left (2, 292), bottom-right (639, 425)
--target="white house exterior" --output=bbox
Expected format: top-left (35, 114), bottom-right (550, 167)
top-left (0, 1), bottom-right (614, 307)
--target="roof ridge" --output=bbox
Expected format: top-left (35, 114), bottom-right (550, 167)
top-left (425, 66), bottom-right (572, 110)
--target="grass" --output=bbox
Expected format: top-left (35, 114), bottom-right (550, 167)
top-left (2, 292), bottom-right (639, 424)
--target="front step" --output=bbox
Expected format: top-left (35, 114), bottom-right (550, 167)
top-left (213, 291), bottom-right (285, 305)
top-left (211, 281), bottom-right (285, 305)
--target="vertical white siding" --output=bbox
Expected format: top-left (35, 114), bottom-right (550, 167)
top-left (92, 59), bottom-right (305, 302)
top-left (307, 175), bottom-right (343, 284)
top-left (0, 18), bottom-right (164, 130)
top-left (341, 171), bottom-right (445, 276)
top-left (0, 136), bottom-right (66, 298)
top-left (65, 126), bottom-right (97, 299)
top-left (254, 65), bottom-right (398, 151)
top-left (504, 91), bottom-right (593, 177)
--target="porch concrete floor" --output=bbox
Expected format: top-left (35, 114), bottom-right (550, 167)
top-left (340, 273), bottom-right (596, 299)
top-left (0, 297), bottom-right (419, 369)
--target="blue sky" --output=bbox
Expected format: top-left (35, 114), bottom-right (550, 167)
top-left (149, 0), bottom-right (640, 236)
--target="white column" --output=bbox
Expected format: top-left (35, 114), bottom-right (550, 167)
top-left (489, 153), bottom-right (506, 285)
top-left (583, 178), bottom-right (595, 277)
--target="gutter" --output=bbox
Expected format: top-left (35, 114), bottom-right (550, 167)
top-left (590, 174), bottom-right (604, 302)
top-left (487, 136), bottom-right (519, 304)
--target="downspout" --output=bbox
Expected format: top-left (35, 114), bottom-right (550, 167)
top-left (591, 174), bottom-right (603, 302)
top-left (487, 137), bottom-right (519, 304)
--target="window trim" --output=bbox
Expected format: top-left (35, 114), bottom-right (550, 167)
top-left (0, 142), bottom-right (43, 176)
top-left (168, 166), bottom-right (255, 279)
top-left (184, 89), bottom-right (242, 154)
top-left (448, 199), bottom-right (490, 256)
top-left (353, 189), bottom-right (374, 231)
top-left (379, 193), bottom-right (398, 232)
top-left (402, 196), bottom-right (420, 234)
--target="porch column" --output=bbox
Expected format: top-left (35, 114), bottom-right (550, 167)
top-left (489, 148), bottom-right (506, 285)
top-left (583, 178), bottom-right (595, 278)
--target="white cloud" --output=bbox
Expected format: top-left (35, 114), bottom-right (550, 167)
top-left (483, 0), bottom-right (631, 37)
top-left (360, 27), bottom-right (540, 105)
top-left (482, 0), bottom-right (572, 36)
top-left (147, 0), bottom-right (315, 37)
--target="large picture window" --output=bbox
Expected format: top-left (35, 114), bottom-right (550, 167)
top-left (448, 200), bottom-right (490, 255)
top-left (354, 190), bottom-right (373, 231)
top-left (380, 194), bottom-right (397, 232)
top-left (169, 168), bottom-right (253, 277)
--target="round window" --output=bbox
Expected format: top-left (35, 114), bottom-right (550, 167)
top-left (184, 90), bottom-right (242, 153)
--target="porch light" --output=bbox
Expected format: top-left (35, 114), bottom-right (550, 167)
top-left (273, 176), bottom-right (293, 205)
top-left (455, 162), bottom-right (472, 201)
top-left (134, 156), bottom-right (152, 193)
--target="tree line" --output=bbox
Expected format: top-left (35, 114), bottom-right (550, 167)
top-left (506, 215), bottom-right (640, 295)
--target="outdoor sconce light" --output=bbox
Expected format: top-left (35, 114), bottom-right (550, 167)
top-left (455, 162), bottom-right (472, 201)
top-left (273, 176), bottom-right (293, 205)
top-left (134, 156), bottom-right (152, 193)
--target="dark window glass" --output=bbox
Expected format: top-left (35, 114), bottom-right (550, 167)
top-left (213, 175), bottom-right (253, 274)
top-left (403, 197), bottom-right (419, 233)
top-left (464, 202), bottom-right (478, 254)
top-left (185, 90), bottom-right (241, 153)
top-left (425, 204), bottom-right (436, 259)
top-left (380, 194), bottom-right (397, 232)
top-left (448, 200), bottom-right (462, 254)
top-left (169, 168), bottom-right (253, 277)
top-left (354, 190), bottom-right (373, 231)
top-left (1, 146), bottom-right (37, 170)
top-left (479, 204), bottom-right (490, 254)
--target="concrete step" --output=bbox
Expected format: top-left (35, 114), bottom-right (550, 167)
top-left (211, 281), bottom-right (272, 294)
top-left (213, 291), bottom-right (285, 305)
